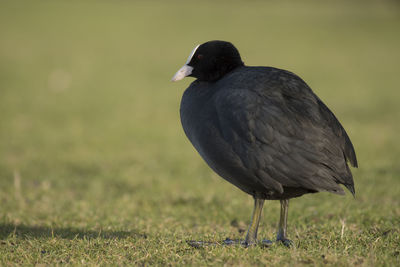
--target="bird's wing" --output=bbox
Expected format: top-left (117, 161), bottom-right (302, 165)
top-left (214, 72), bottom-right (356, 195)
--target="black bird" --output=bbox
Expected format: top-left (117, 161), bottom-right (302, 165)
top-left (172, 40), bottom-right (357, 246)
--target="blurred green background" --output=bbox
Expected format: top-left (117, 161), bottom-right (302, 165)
top-left (0, 0), bottom-right (399, 265)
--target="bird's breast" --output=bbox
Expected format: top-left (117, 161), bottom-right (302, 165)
top-left (180, 85), bottom-right (262, 195)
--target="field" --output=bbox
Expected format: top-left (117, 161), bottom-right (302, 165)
top-left (0, 0), bottom-right (399, 265)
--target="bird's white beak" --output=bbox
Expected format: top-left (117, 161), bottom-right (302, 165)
top-left (171, 64), bottom-right (194, 82)
top-left (171, 44), bottom-right (200, 82)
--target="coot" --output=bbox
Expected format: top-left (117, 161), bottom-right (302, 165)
top-left (172, 40), bottom-right (357, 246)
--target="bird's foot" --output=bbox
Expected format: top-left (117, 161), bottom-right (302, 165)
top-left (259, 239), bottom-right (274, 247)
top-left (276, 238), bottom-right (293, 247)
top-left (225, 238), bottom-right (273, 248)
top-left (187, 238), bottom-right (273, 248)
top-left (186, 240), bottom-right (218, 248)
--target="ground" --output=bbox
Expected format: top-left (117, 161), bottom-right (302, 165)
top-left (0, 0), bottom-right (399, 265)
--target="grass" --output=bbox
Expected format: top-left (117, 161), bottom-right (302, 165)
top-left (0, 0), bottom-right (399, 265)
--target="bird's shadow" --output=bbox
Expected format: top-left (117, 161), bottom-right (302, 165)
top-left (0, 223), bottom-right (146, 240)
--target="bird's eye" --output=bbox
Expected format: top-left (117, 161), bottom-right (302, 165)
top-left (197, 54), bottom-right (203, 60)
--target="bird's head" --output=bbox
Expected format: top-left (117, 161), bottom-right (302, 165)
top-left (172, 40), bottom-right (244, 82)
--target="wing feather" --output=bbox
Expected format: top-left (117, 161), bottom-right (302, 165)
top-left (214, 69), bottom-right (356, 195)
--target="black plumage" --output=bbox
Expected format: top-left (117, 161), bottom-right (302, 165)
top-left (172, 40), bottom-right (357, 246)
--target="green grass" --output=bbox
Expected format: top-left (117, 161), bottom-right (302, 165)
top-left (1, 0), bottom-right (399, 265)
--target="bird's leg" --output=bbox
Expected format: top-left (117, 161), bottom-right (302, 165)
top-left (276, 199), bottom-right (293, 247)
top-left (243, 198), bottom-right (265, 246)
top-left (187, 198), bottom-right (272, 248)
top-left (277, 199), bottom-right (288, 241)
